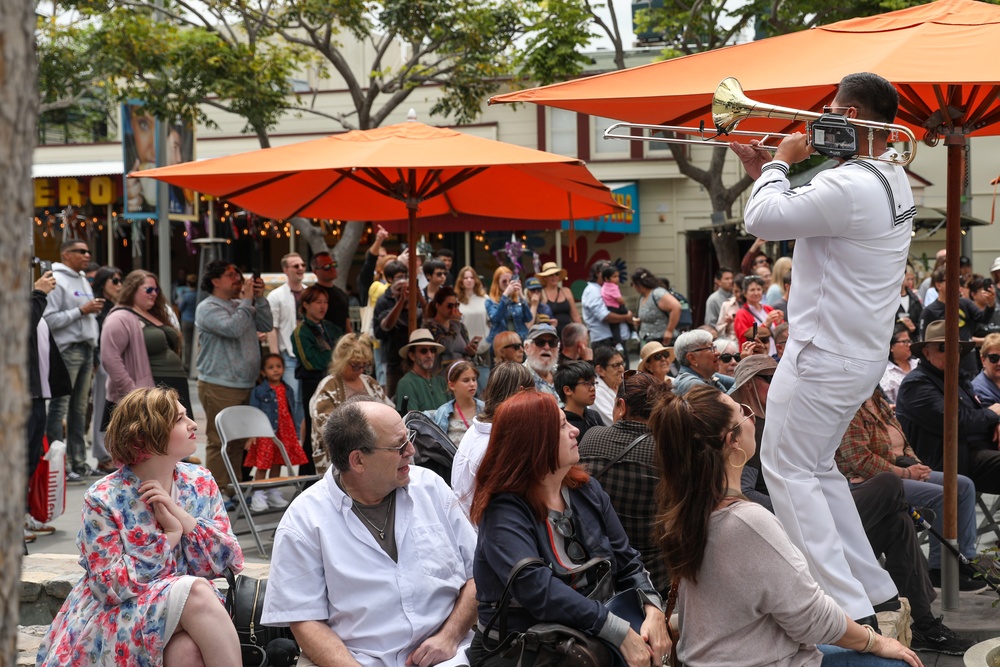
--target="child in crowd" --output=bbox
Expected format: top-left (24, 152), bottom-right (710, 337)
top-left (246, 354), bottom-right (309, 512)
top-left (600, 265), bottom-right (635, 350)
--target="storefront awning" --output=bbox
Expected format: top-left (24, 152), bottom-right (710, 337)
top-left (32, 161), bottom-right (124, 179)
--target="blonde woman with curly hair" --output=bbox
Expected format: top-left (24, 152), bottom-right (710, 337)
top-left (309, 333), bottom-right (392, 473)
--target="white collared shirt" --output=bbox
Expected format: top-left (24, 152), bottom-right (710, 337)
top-left (262, 467), bottom-right (476, 667)
top-left (451, 418), bottom-right (492, 521)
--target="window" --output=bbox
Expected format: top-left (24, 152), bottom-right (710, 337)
top-left (549, 108), bottom-right (577, 158)
top-left (592, 116), bottom-right (629, 157)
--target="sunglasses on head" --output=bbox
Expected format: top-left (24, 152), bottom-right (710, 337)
top-left (620, 369), bottom-right (639, 399)
top-left (720, 353), bottom-right (741, 363)
top-left (144, 286), bottom-right (160, 295)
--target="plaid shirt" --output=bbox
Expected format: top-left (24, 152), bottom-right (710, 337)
top-left (836, 391), bottom-right (919, 481)
top-left (578, 420), bottom-right (668, 594)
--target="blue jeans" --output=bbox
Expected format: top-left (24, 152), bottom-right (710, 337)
top-left (281, 351), bottom-right (304, 427)
top-left (902, 470), bottom-right (977, 568)
top-left (819, 645), bottom-right (907, 665)
top-left (46, 342), bottom-right (94, 473)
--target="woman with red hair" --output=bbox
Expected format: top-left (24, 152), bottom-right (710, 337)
top-left (468, 391), bottom-right (668, 667)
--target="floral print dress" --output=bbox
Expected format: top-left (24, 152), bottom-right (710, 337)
top-left (37, 463), bottom-right (244, 667)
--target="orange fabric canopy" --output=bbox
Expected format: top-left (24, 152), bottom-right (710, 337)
top-left (491, 0), bottom-right (1000, 139)
top-left (136, 121), bottom-right (623, 227)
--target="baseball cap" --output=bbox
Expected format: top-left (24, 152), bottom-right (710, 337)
top-left (524, 277), bottom-right (543, 291)
top-left (526, 323), bottom-right (558, 341)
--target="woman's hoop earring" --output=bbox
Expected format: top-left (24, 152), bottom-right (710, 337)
top-left (728, 448), bottom-right (748, 468)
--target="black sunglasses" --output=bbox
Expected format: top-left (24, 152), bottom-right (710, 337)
top-left (986, 353), bottom-right (1000, 364)
top-left (720, 353), bottom-right (741, 363)
top-left (649, 352), bottom-right (670, 362)
top-left (110, 278), bottom-right (123, 285)
top-left (550, 509), bottom-right (587, 562)
top-left (503, 342), bottom-right (524, 351)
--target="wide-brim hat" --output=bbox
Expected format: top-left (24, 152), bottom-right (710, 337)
top-left (910, 319), bottom-right (975, 357)
top-left (638, 341), bottom-right (675, 372)
top-left (728, 354), bottom-right (778, 395)
top-left (536, 262), bottom-right (568, 280)
top-left (990, 256), bottom-right (1000, 274)
top-left (399, 328), bottom-right (445, 358)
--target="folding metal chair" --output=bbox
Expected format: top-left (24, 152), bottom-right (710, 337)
top-left (216, 405), bottom-right (321, 557)
top-left (977, 492), bottom-right (1000, 546)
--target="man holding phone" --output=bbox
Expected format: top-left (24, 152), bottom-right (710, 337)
top-left (43, 240), bottom-right (104, 483)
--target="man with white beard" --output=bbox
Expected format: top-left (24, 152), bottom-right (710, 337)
top-left (523, 323), bottom-right (561, 403)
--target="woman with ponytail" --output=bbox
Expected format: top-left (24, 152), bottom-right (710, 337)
top-left (650, 385), bottom-right (920, 667)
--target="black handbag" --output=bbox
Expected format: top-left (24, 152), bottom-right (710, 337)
top-left (479, 557), bottom-right (644, 667)
top-left (223, 569), bottom-right (300, 666)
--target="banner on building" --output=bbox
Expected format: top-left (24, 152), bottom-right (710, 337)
top-left (122, 102), bottom-right (198, 221)
top-left (562, 182), bottom-right (639, 234)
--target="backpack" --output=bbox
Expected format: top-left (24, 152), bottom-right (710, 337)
top-left (402, 411), bottom-right (458, 484)
top-left (668, 288), bottom-right (693, 330)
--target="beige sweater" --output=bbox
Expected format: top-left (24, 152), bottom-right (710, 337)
top-left (677, 502), bottom-right (847, 667)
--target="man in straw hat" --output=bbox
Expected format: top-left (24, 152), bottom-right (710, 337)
top-left (394, 329), bottom-right (448, 413)
top-left (730, 72), bottom-right (912, 625)
top-left (896, 320), bottom-right (1000, 497)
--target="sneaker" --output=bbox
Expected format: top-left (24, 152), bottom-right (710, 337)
top-left (66, 470), bottom-right (86, 485)
top-left (25, 515), bottom-right (56, 535)
top-left (23, 529), bottom-right (36, 544)
top-left (629, 331), bottom-right (641, 342)
top-left (910, 616), bottom-right (974, 655)
top-left (615, 343), bottom-right (625, 354)
top-left (223, 496), bottom-right (237, 512)
top-left (78, 464), bottom-right (102, 478)
top-left (95, 461), bottom-right (118, 474)
top-left (249, 491), bottom-right (269, 513)
top-left (928, 568), bottom-right (988, 593)
top-left (267, 490), bottom-right (290, 509)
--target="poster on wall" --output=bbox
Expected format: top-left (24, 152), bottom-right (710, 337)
top-left (122, 102), bottom-right (198, 221)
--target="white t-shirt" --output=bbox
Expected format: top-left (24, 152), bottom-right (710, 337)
top-left (451, 418), bottom-right (492, 521)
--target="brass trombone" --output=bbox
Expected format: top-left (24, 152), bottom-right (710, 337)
top-left (603, 77), bottom-right (917, 166)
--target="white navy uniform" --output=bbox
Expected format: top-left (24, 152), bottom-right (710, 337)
top-left (744, 151), bottom-right (914, 620)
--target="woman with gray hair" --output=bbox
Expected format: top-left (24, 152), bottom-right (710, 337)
top-left (672, 329), bottom-right (734, 396)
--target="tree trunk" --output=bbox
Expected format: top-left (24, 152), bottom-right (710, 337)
top-left (0, 0), bottom-right (38, 661)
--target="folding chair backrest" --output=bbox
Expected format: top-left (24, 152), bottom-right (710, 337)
top-left (216, 405), bottom-right (277, 444)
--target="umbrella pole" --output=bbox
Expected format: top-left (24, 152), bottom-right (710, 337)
top-left (941, 136), bottom-right (963, 610)
top-left (408, 206), bottom-right (418, 333)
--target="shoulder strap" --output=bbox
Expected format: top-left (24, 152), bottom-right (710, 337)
top-left (593, 433), bottom-right (650, 480)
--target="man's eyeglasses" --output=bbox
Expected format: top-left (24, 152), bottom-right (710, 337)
top-left (414, 346), bottom-right (437, 355)
top-left (67, 248), bottom-right (91, 255)
top-left (893, 339), bottom-right (912, 346)
top-left (822, 105), bottom-right (853, 115)
top-left (720, 353), bottom-right (741, 363)
top-left (550, 509), bottom-right (587, 562)
top-left (533, 338), bottom-right (559, 349)
top-left (986, 353), bottom-right (1000, 364)
top-left (758, 374), bottom-right (773, 385)
top-left (371, 429), bottom-right (416, 455)
top-left (434, 271), bottom-right (449, 277)
top-left (144, 286), bottom-right (160, 295)
top-left (730, 403), bottom-right (755, 433)
top-left (575, 380), bottom-right (597, 389)
top-left (503, 342), bottom-right (524, 351)
top-left (753, 257), bottom-right (769, 266)
top-left (317, 261), bottom-right (337, 271)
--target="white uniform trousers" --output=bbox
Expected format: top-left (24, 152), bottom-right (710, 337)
top-left (761, 338), bottom-right (898, 620)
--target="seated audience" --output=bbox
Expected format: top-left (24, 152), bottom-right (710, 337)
top-left (638, 341), bottom-right (674, 385)
top-left (468, 391), bottom-right (667, 667)
top-left (650, 385), bottom-right (919, 667)
top-left (37, 387), bottom-right (243, 666)
top-left (263, 399), bottom-right (477, 667)
top-left (881, 327), bottom-right (917, 404)
top-left (972, 332), bottom-right (1000, 405)
top-left (772, 322), bottom-right (789, 361)
top-left (451, 362), bottom-right (535, 517)
top-left (672, 329), bottom-right (734, 395)
top-left (491, 330), bottom-right (524, 365)
top-left (593, 346), bottom-right (625, 426)
top-left (555, 361), bottom-right (605, 434)
top-left (714, 338), bottom-right (740, 376)
top-left (896, 320), bottom-right (1000, 495)
top-left (837, 387), bottom-right (985, 594)
top-left (395, 329), bottom-right (449, 413)
top-left (523, 323), bottom-right (561, 401)
top-left (919, 267), bottom-right (992, 377)
top-left (430, 361), bottom-right (485, 445)
top-left (579, 371), bottom-right (671, 594)
top-left (558, 322), bottom-right (593, 365)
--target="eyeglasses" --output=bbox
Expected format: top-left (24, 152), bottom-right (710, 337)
top-left (758, 374), bottom-right (773, 384)
top-left (549, 509), bottom-right (587, 562)
top-left (893, 339), bottom-right (912, 346)
top-left (936, 343), bottom-right (946, 353)
top-left (607, 361), bottom-right (625, 369)
top-left (753, 257), bottom-right (769, 266)
top-left (443, 302), bottom-right (459, 310)
top-left (986, 353), bottom-right (1000, 364)
top-left (730, 403), bottom-right (755, 433)
top-left (649, 352), bottom-right (671, 362)
top-left (719, 353), bottom-right (741, 363)
top-left (414, 346), bottom-right (437, 355)
top-left (67, 248), bottom-right (91, 255)
top-left (434, 271), bottom-right (448, 277)
top-left (620, 369), bottom-right (639, 400)
top-left (503, 342), bottom-right (524, 351)
top-left (822, 105), bottom-right (852, 114)
top-left (349, 362), bottom-right (368, 372)
top-left (371, 429), bottom-right (416, 455)
top-left (532, 338), bottom-right (559, 348)
top-left (317, 260), bottom-right (337, 271)
top-left (575, 380), bottom-right (597, 389)
top-left (688, 345), bottom-right (716, 354)
top-left (110, 278), bottom-right (122, 285)
top-left (144, 286), bottom-right (160, 295)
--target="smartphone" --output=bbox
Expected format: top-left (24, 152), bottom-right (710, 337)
top-left (39, 260), bottom-right (53, 275)
top-left (752, 322), bottom-right (758, 340)
top-left (252, 270), bottom-right (261, 281)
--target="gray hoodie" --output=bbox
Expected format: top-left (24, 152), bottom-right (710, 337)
top-left (43, 262), bottom-right (99, 351)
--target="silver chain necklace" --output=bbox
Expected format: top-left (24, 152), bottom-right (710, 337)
top-left (350, 491), bottom-right (394, 540)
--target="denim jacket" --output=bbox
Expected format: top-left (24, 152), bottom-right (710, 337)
top-left (427, 398), bottom-right (485, 432)
top-left (249, 381), bottom-right (299, 436)
top-left (485, 296), bottom-right (533, 344)
top-left (474, 478), bottom-right (659, 637)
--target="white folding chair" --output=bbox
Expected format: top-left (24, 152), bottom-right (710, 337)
top-left (216, 405), bottom-right (321, 557)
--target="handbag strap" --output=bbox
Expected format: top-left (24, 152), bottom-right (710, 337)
top-left (665, 577), bottom-right (680, 667)
top-left (593, 433), bottom-right (650, 481)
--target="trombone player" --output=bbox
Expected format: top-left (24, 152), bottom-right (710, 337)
top-left (731, 72), bottom-right (915, 629)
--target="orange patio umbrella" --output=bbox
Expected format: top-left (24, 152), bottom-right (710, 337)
top-left (137, 121), bottom-right (624, 331)
top-left (494, 0), bottom-right (1000, 604)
